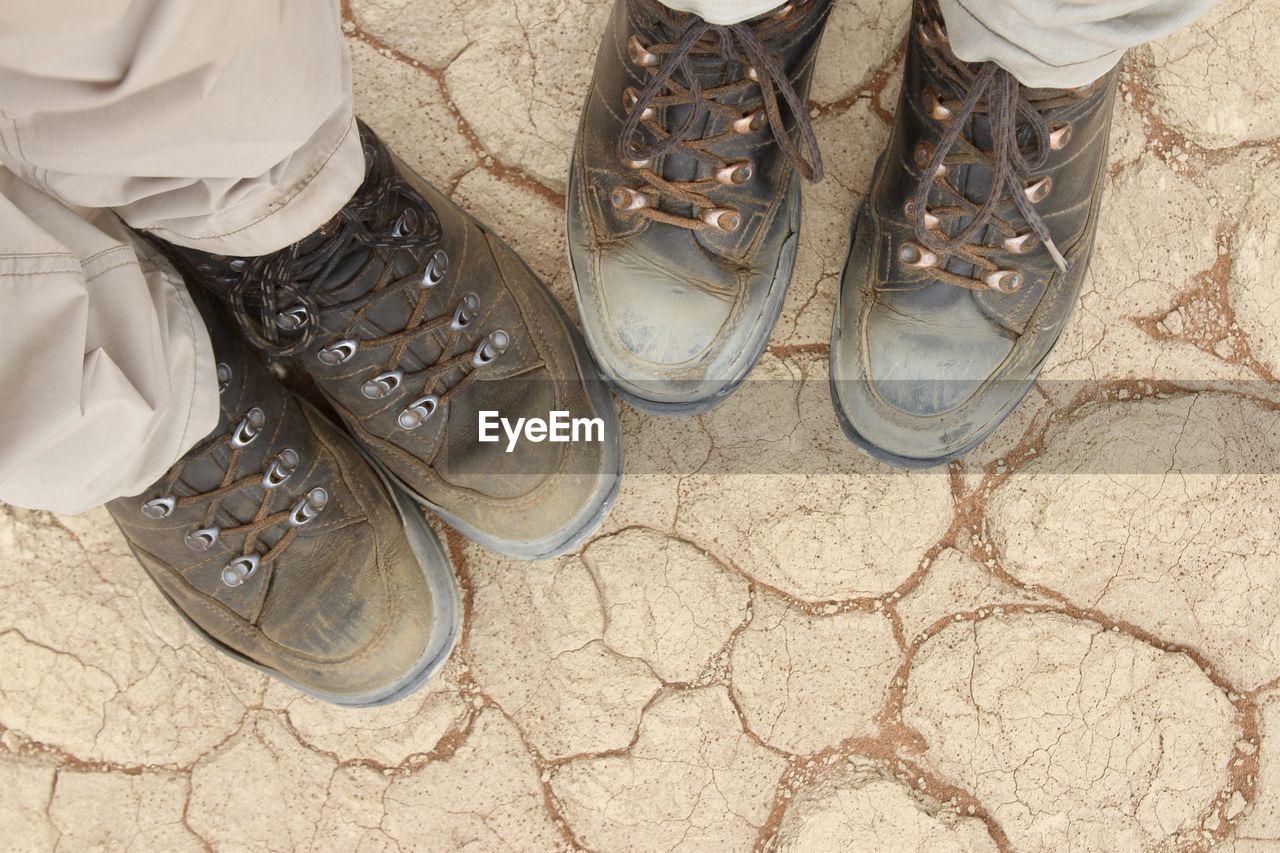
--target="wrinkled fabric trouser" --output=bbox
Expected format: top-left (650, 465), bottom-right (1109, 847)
top-left (0, 0), bottom-right (1213, 513)
top-left (665, 0), bottom-right (1215, 87)
top-left (0, 0), bottom-right (362, 513)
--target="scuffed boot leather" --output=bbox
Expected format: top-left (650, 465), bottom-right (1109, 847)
top-left (162, 122), bottom-right (622, 560)
top-left (107, 294), bottom-right (460, 706)
top-left (831, 0), bottom-right (1119, 467)
top-left (568, 0), bottom-right (833, 414)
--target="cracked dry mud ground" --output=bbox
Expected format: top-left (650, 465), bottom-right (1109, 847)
top-left (2, 0), bottom-right (1280, 850)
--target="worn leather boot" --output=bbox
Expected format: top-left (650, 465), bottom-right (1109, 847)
top-left (162, 122), bottom-right (622, 560)
top-left (107, 293), bottom-right (460, 706)
top-left (568, 0), bottom-right (833, 414)
top-left (831, 0), bottom-right (1119, 467)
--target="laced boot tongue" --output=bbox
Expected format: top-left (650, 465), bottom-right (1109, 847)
top-left (292, 220), bottom-right (369, 294)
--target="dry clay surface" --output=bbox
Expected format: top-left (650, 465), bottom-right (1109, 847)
top-left (3, 0), bottom-right (1280, 850)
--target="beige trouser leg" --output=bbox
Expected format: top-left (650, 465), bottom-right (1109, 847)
top-left (666, 0), bottom-right (1215, 87)
top-left (0, 0), bottom-right (360, 513)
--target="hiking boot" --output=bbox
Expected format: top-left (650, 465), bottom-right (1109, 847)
top-left (568, 0), bottom-right (833, 415)
top-left (162, 122), bottom-right (622, 560)
top-left (107, 294), bottom-right (460, 707)
top-left (831, 0), bottom-right (1119, 467)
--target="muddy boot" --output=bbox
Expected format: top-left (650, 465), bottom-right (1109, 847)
top-left (162, 122), bottom-right (622, 560)
top-left (568, 0), bottom-right (833, 414)
top-left (107, 293), bottom-right (460, 706)
top-left (831, 0), bottom-right (1118, 467)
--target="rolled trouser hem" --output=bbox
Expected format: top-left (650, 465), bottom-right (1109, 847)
top-left (938, 0), bottom-right (1119, 88)
top-left (134, 112), bottom-right (365, 258)
top-left (937, 0), bottom-right (1216, 89)
top-left (658, 0), bottom-right (787, 25)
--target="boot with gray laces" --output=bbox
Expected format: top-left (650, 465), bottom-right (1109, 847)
top-left (107, 293), bottom-right (460, 707)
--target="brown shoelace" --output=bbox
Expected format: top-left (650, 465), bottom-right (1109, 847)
top-left (904, 19), bottom-right (1094, 293)
top-left (613, 1), bottom-right (824, 233)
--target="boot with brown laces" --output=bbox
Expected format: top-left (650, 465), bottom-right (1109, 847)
top-left (831, 0), bottom-right (1119, 467)
top-left (107, 292), bottom-right (460, 707)
top-left (160, 122), bottom-right (622, 560)
top-left (568, 0), bottom-right (833, 414)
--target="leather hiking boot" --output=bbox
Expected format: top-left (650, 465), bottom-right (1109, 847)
top-left (831, 0), bottom-right (1119, 467)
top-left (107, 294), bottom-right (460, 707)
top-left (162, 122), bottom-right (622, 561)
top-left (568, 0), bottom-right (833, 415)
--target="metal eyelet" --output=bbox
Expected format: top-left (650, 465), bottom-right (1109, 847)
top-left (361, 370), bottom-right (404, 400)
top-left (733, 111), bottom-right (766, 134)
top-left (392, 207), bottom-right (420, 238)
top-left (622, 88), bottom-right (655, 121)
top-left (903, 201), bottom-right (940, 230)
top-left (318, 339), bottom-right (358, 366)
top-left (221, 554), bottom-right (259, 588)
top-left (702, 209), bottom-right (742, 233)
top-left (716, 162), bottom-right (753, 185)
top-left (610, 187), bottom-right (651, 211)
top-left (985, 270), bottom-right (1024, 293)
top-left (141, 496), bottom-right (176, 519)
top-left (275, 304), bottom-right (310, 331)
top-left (185, 527), bottom-right (220, 551)
top-left (230, 408), bottom-right (266, 449)
top-left (451, 292), bottom-right (481, 331)
top-left (228, 258), bottom-right (248, 273)
top-left (1024, 176), bottom-right (1053, 204)
top-left (1003, 233), bottom-right (1039, 254)
top-left (422, 250), bottom-right (449, 287)
top-left (262, 448), bottom-right (299, 489)
top-left (627, 36), bottom-right (658, 67)
top-left (1049, 124), bottom-right (1073, 151)
top-left (900, 242), bottom-right (939, 268)
top-left (216, 363), bottom-right (232, 395)
top-left (913, 143), bottom-right (933, 168)
top-left (398, 395), bottom-right (440, 430)
top-left (624, 158), bottom-right (653, 170)
top-left (924, 88), bottom-right (952, 121)
top-left (289, 488), bottom-right (328, 527)
top-left (471, 330), bottom-right (510, 368)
